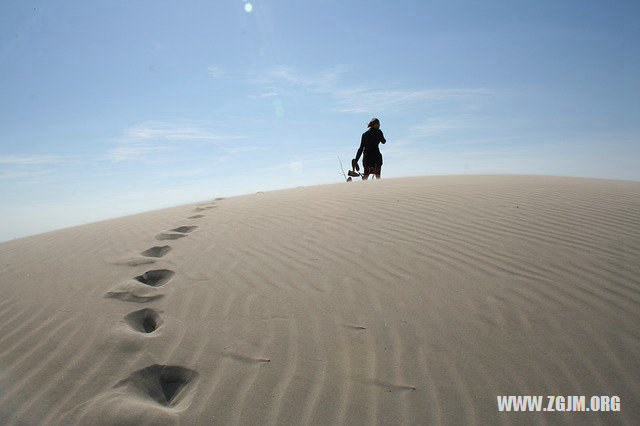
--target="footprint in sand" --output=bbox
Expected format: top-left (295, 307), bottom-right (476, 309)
top-left (169, 226), bottom-right (197, 234)
top-left (155, 232), bottom-right (187, 241)
top-left (134, 269), bottom-right (175, 287)
top-left (124, 308), bottom-right (163, 333)
top-left (109, 246), bottom-right (170, 266)
top-left (72, 364), bottom-right (200, 423)
top-left (187, 215), bottom-right (204, 219)
top-left (104, 269), bottom-right (174, 302)
top-left (115, 364), bottom-right (199, 408)
top-left (155, 226), bottom-right (197, 240)
top-left (192, 206), bottom-right (216, 212)
top-left (105, 289), bottom-right (164, 303)
top-left (111, 257), bottom-right (157, 266)
top-left (140, 245), bottom-right (172, 258)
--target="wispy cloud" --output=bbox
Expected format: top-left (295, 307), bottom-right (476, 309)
top-left (0, 154), bottom-right (66, 165)
top-left (406, 116), bottom-right (474, 139)
top-left (0, 169), bottom-right (52, 180)
top-left (381, 114), bottom-right (496, 160)
top-left (378, 139), bottom-right (416, 160)
top-left (0, 156), bottom-right (54, 184)
top-left (260, 65), bottom-right (349, 90)
top-left (332, 88), bottom-right (491, 114)
top-left (253, 65), bottom-right (491, 114)
top-left (0, 155), bottom-right (67, 180)
top-left (106, 120), bottom-right (249, 162)
top-left (207, 65), bottom-right (225, 78)
top-left (248, 91), bottom-right (280, 99)
top-left (246, 66), bottom-right (349, 100)
top-left (255, 153), bottom-right (334, 175)
top-left (106, 143), bottom-right (172, 162)
top-left (123, 121), bottom-right (242, 141)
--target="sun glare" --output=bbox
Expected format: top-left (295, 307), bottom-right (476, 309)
top-left (244, 3), bottom-right (253, 13)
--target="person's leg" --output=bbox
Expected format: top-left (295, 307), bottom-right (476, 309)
top-left (362, 162), bottom-right (371, 180)
top-left (362, 167), bottom-right (371, 180)
top-left (374, 165), bottom-right (381, 179)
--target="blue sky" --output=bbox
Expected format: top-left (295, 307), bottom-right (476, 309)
top-left (1, 0), bottom-right (638, 241)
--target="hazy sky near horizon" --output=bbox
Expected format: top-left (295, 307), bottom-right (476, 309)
top-left (1, 0), bottom-right (639, 241)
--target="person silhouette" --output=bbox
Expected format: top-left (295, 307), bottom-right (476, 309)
top-left (352, 118), bottom-right (386, 179)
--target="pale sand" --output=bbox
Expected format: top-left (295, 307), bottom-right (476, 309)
top-left (0, 175), bottom-right (638, 425)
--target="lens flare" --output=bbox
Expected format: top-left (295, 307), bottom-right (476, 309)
top-left (273, 98), bottom-right (284, 117)
top-left (244, 3), bottom-right (253, 12)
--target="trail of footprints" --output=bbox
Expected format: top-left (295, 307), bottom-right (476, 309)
top-left (100, 200), bottom-right (222, 411)
top-left (95, 195), bottom-right (415, 418)
top-left (155, 225), bottom-right (198, 241)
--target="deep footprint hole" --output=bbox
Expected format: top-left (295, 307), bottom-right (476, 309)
top-left (169, 226), bottom-right (197, 234)
top-left (155, 233), bottom-right (186, 241)
top-left (134, 269), bottom-right (175, 287)
top-left (162, 378), bottom-right (185, 403)
top-left (140, 245), bottom-right (172, 258)
top-left (124, 308), bottom-right (163, 333)
top-left (115, 365), bottom-right (199, 407)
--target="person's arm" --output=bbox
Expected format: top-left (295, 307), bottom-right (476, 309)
top-left (354, 133), bottom-right (365, 162)
top-left (379, 129), bottom-right (386, 144)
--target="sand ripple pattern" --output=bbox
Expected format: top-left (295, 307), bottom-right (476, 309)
top-left (0, 176), bottom-right (639, 424)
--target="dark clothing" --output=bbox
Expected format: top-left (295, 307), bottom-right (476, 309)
top-left (359, 128), bottom-right (385, 177)
top-left (363, 154), bottom-right (382, 172)
top-left (353, 127), bottom-right (386, 178)
top-left (362, 162), bottom-right (381, 179)
top-left (359, 128), bottom-right (386, 164)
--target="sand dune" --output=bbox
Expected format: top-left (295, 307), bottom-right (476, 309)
top-left (0, 175), bottom-right (638, 424)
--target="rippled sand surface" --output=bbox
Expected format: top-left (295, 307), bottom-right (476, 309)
top-left (0, 176), bottom-right (638, 424)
